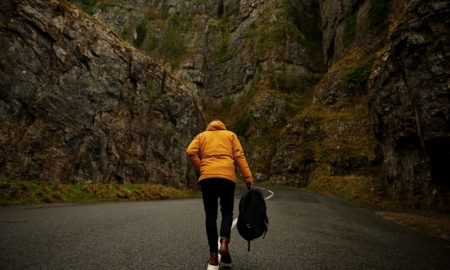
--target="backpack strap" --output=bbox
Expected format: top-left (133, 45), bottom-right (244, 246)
top-left (262, 220), bottom-right (269, 239)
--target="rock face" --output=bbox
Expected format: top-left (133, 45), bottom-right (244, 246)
top-left (369, 0), bottom-right (450, 209)
top-left (202, 0), bottom-right (323, 98)
top-left (320, 0), bottom-right (392, 67)
top-left (320, 0), bottom-right (360, 67)
top-left (1, 0), bottom-right (448, 210)
top-left (80, 0), bottom-right (323, 98)
top-left (0, 0), bottom-right (204, 186)
top-left (80, 0), bottom-right (324, 181)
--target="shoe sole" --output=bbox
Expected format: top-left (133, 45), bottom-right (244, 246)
top-left (207, 263), bottom-right (219, 270)
top-left (220, 262), bottom-right (232, 268)
top-left (219, 253), bottom-right (232, 268)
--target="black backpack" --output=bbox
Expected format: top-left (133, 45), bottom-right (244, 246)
top-left (237, 188), bottom-right (269, 251)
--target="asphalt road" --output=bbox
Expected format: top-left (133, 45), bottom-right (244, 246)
top-left (1, 186), bottom-right (450, 270)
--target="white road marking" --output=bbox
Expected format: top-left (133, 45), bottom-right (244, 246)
top-left (232, 218), bottom-right (238, 228)
top-left (259, 187), bottom-right (274, 200)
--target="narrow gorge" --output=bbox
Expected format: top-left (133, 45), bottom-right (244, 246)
top-left (1, 0), bottom-right (449, 210)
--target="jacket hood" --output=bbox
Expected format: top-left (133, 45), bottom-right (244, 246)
top-left (206, 120), bottom-right (227, 131)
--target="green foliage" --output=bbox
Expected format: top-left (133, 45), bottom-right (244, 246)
top-left (221, 96), bottom-right (233, 110)
top-left (224, 0), bottom-right (240, 17)
top-left (368, 0), bottom-right (391, 31)
top-left (97, 2), bottom-right (110, 12)
top-left (76, 0), bottom-right (97, 15)
top-left (134, 20), bottom-right (147, 48)
top-left (244, 8), bottom-right (287, 56)
top-left (343, 12), bottom-right (357, 46)
top-left (216, 34), bottom-right (229, 62)
top-left (120, 27), bottom-right (129, 41)
top-left (144, 34), bottom-right (159, 52)
top-left (345, 58), bottom-right (374, 93)
top-left (288, 3), bottom-right (303, 31)
top-left (287, 0), bottom-right (322, 45)
top-left (245, 3), bottom-right (321, 63)
top-left (235, 110), bottom-right (251, 136)
top-left (269, 71), bottom-right (313, 94)
top-left (157, 14), bottom-right (189, 67)
top-left (308, 174), bottom-right (392, 208)
top-left (146, 80), bottom-right (154, 101)
top-left (286, 0), bottom-right (322, 62)
top-left (0, 179), bottom-right (200, 205)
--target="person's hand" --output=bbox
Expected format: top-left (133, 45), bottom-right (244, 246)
top-left (246, 182), bottom-right (253, 190)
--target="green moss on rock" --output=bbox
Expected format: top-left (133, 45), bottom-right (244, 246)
top-left (69, 0), bottom-right (98, 15)
top-left (343, 12), bottom-right (357, 46)
top-left (369, 0), bottom-right (392, 31)
top-left (345, 57), bottom-right (374, 93)
top-left (134, 20), bottom-right (147, 48)
top-left (157, 14), bottom-right (191, 67)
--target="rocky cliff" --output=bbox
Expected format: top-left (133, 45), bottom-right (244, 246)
top-left (72, 0), bottom-right (324, 179)
top-left (0, 0), bottom-right (204, 186)
top-left (1, 0), bottom-right (449, 210)
top-left (73, 0), bottom-right (323, 98)
top-left (369, 0), bottom-right (450, 209)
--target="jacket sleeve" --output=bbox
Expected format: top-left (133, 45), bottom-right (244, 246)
top-left (232, 134), bottom-right (253, 184)
top-left (186, 135), bottom-right (202, 171)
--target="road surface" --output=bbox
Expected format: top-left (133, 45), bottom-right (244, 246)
top-left (1, 186), bottom-right (450, 269)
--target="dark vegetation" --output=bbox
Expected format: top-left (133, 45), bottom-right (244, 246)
top-left (343, 12), bottom-right (357, 46)
top-left (345, 57), bottom-right (374, 93)
top-left (287, 0), bottom-right (322, 56)
top-left (134, 20), bottom-right (147, 47)
top-left (73, 0), bottom-right (97, 15)
top-left (215, 23), bottom-right (229, 62)
top-left (368, 0), bottom-right (392, 31)
top-left (0, 179), bottom-right (199, 205)
top-left (157, 14), bottom-right (189, 66)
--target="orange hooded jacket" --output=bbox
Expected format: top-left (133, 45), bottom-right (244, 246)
top-left (186, 120), bottom-right (253, 184)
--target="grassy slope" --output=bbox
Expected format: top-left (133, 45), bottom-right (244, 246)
top-left (0, 179), bottom-right (200, 206)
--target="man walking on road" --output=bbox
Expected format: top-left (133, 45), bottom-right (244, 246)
top-left (186, 120), bottom-right (253, 268)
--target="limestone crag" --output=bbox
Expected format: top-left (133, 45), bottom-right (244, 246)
top-left (320, 0), bottom-right (388, 67)
top-left (203, 0), bottom-right (323, 98)
top-left (1, 0), bottom-right (449, 210)
top-left (0, 0), bottom-right (204, 186)
top-left (369, 0), bottom-right (450, 209)
top-left (76, 0), bottom-right (323, 99)
top-left (244, 87), bottom-right (293, 180)
top-left (81, 0), bottom-right (324, 183)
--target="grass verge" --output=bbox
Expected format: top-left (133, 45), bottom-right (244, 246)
top-left (377, 211), bottom-right (450, 241)
top-left (307, 175), bottom-right (450, 242)
top-left (308, 174), bottom-right (393, 208)
top-left (0, 179), bottom-right (200, 206)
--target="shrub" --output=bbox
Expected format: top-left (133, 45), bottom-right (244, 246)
top-left (270, 72), bottom-right (302, 94)
top-left (235, 110), bottom-right (251, 136)
top-left (78, 0), bottom-right (97, 15)
top-left (134, 20), bottom-right (147, 48)
top-left (343, 12), bottom-right (357, 46)
top-left (157, 15), bottom-right (188, 66)
top-left (345, 58), bottom-right (374, 93)
top-left (216, 35), bottom-right (229, 62)
top-left (146, 80), bottom-right (154, 101)
top-left (120, 28), bottom-right (129, 41)
top-left (221, 96), bottom-right (233, 110)
top-left (368, 0), bottom-right (391, 31)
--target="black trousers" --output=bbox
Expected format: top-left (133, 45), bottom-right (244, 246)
top-left (200, 178), bottom-right (236, 253)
